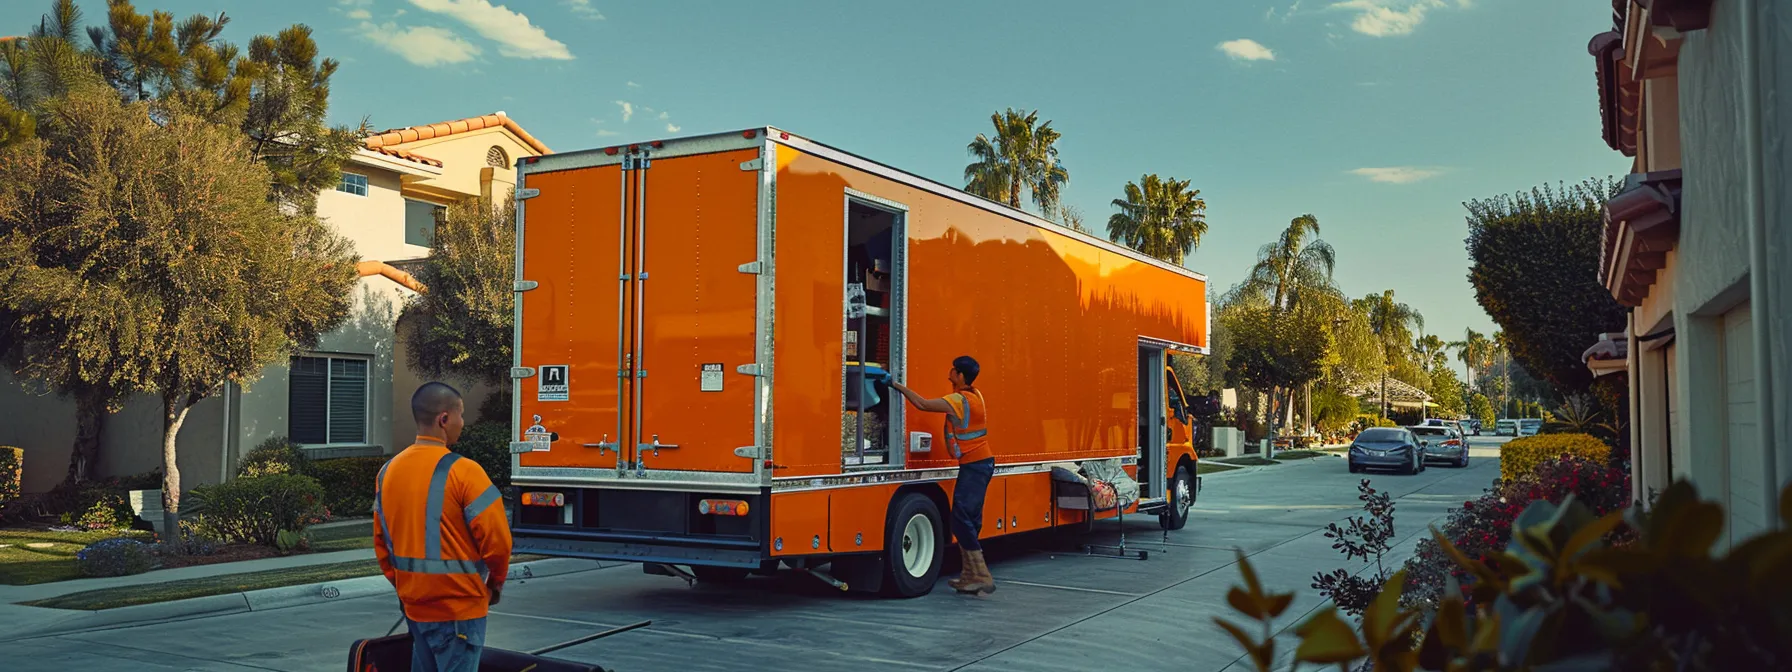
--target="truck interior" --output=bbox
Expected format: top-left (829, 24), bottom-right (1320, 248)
top-left (843, 198), bottom-right (906, 469)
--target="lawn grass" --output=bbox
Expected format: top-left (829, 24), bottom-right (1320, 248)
top-left (0, 528), bottom-right (154, 586)
top-left (1195, 462), bottom-right (1241, 475)
top-left (1273, 450), bottom-right (1329, 461)
top-left (308, 520), bottom-right (374, 553)
top-left (25, 553), bottom-right (553, 611)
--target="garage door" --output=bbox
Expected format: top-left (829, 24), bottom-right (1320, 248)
top-left (1723, 302), bottom-right (1763, 546)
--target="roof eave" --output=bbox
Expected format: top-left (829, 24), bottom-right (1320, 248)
top-left (349, 147), bottom-right (444, 177)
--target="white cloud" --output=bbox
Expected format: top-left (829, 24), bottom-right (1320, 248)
top-left (657, 111), bottom-right (668, 120)
top-left (407, 0), bottom-right (573, 60)
top-left (666, 123), bottom-right (681, 133)
top-left (1265, 1), bottom-right (1303, 22)
top-left (1332, 0), bottom-right (1446, 37)
top-left (626, 81), bottom-right (640, 88)
top-left (563, 0), bottom-right (604, 20)
top-left (357, 22), bottom-right (481, 67)
top-left (1350, 166), bottom-right (1446, 184)
top-left (346, 8), bottom-right (372, 19)
top-left (616, 101), bottom-right (633, 122)
top-left (1217, 38), bottom-right (1275, 62)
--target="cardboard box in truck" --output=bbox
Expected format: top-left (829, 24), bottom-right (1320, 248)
top-left (506, 127), bottom-right (1210, 597)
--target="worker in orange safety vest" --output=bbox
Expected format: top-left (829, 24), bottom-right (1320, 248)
top-left (374, 382), bottom-right (513, 671)
top-left (892, 355), bottom-right (996, 596)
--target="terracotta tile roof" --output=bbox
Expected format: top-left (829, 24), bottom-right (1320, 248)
top-left (365, 145), bottom-right (443, 168)
top-left (363, 112), bottom-right (550, 156)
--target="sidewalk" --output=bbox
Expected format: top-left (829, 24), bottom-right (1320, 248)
top-left (0, 548), bottom-right (377, 604)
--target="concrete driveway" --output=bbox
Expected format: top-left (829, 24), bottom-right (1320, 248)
top-left (0, 437), bottom-right (1510, 671)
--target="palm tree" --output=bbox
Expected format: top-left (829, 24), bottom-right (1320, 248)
top-left (1448, 329), bottom-right (1493, 394)
top-left (1359, 290), bottom-right (1424, 419)
top-left (1492, 330), bottom-right (1512, 418)
top-left (1228, 214), bottom-right (1341, 437)
top-left (1415, 334), bottom-right (1447, 373)
top-left (1105, 174), bottom-right (1208, 264)
top-left (964, 108), bottom-right (1069, 213)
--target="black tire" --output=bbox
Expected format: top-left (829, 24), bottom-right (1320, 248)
top-left (880, 492), bottom-right (945, 598)
top-left (1403, 452), bottom-right (1418, 475)
top-left (691, 565), bottom-right (750, 583)
top-left (1458, 450), bottom-right (1470, 468)
top-left (1159, 465), bottom-right (1194, 531)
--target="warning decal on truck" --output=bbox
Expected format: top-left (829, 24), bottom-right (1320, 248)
top-left (538, 365), bottom-right (569, 401)
top-left (700, 363), bottom-right (724, 392)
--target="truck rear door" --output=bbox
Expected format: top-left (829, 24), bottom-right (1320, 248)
top-left (517, 146), bottom-right (762, 478)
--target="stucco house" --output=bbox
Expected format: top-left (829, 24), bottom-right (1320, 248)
top-left (0, 112), bottom-right (548, 494)
top-left (1582, 0), bottom-right (1789, 549)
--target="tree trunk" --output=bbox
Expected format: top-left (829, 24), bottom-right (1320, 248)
top-left (62, 388), bottom-right (107, 486)
top-left (1009, 177), bottom-right (1022, 209)
top-left (1380, 372), bottom-right (1389, 420)
top-left (161, 391), bottom-right (192, 551)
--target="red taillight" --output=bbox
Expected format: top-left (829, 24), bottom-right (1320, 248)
top-left (742, 130), bottom-right (757, 139)
top-left (521, 492), bottom-right (565, 507)
top-left (604, 146), bottom-right (618, 155)
top-left (698, 499), bottom-right (749, 516)
top-left (779, 132), bottom-right (789, 140)
top-left (651, 140), bottom-right (664, 148)
top-left (1445, 439), bottom-right (1462, 447)
top-left (521, 156), bottom-right (538, 165)
top-left (629, 144), bottom-right (639, 152)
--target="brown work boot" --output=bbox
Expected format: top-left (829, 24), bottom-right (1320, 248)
top-left (957, 550), bottom-right (997, 595)
top-left (947, 548), bottom-right (972, 591)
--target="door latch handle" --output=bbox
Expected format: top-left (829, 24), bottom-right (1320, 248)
top-left (638, 434), bottom-right (679, 457)
top-left (583, 435), bottom-right (619, 455)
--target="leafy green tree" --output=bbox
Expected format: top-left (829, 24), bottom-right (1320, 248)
top-left (1105, 174), bottom-right (1207, 265)
top-left (1449, 328), bottom-right (1494, 395)
top-left (1427, 366), bottom-right (1467, 418)
top-left (1414, 334), bottom-right (1447, 372)
top-left (1224, 302), bottom-right (1331, 434)
top-left (1464, 179), bottom-right (1625, 398)
top-left (1227, 214), bottom-right (1343, 434)
top-left (964, 108), bottom-right (1068, 213)
top-left (1, 89), bottom-right (355, 537)
top-left (1358, 289), bottom-right (1424, 419)
top-left (402, 195), bottom-right (517, 420)
top-left (1469, 392), bottom-right (1496, 427)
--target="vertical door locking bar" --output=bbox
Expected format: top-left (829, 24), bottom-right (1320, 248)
top-left (631, 149), bottom-right (652, 476)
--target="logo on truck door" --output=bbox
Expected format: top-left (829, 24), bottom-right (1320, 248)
top-left (538, 365), bottom-right (569, 401)
top-left (700, 363), bottom-right (724, 392)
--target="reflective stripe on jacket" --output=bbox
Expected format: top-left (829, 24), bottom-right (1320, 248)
top-left (373, 437), bottom-right (513, 623)
top-left (943, 388), bottom-right (991, 465)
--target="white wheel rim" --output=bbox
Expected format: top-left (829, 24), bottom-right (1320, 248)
top-left (900, 513), bottom-right (934, 578)
top-left (1175, 478), bottom-right (1192, 517)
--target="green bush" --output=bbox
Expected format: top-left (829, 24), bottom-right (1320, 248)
top-left (76, 538), bottom-right (158, 577)
top-left (76, 499), bottom-right (124, 530)
top-left (238, 436), bottom-right (309, 478)
top-left (190, 474), bottom-right (324, 547)
top-left (1499, 432), bottom-right (1610, 483)
top-left (0, 446), bottom-right (21, 505)
top-left (274, 529), bottom-right (311, 554)
top-left (45, 469), bottom-right (161, 527)
top-left (308, 456), bottom-right (384, 517)
top-left (456, 422), bottom-right (512, 489)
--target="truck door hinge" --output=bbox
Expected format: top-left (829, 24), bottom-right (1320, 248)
top-left (736, 363), bottom-right (764, 377)
top-left (513, 280), bottom-right (539, 292)
top-left (733, 445), bottom-right (760, 459)
top-left (510, 367), bottom-right (536, 379)
top-left (622, 155), bottom-right (652, 170)
top-left (737, 261), bottom-right (764, 275)
top-left (739, 157), bottom-right (764, 171)
top-left (514, 188), bottom-right (541, 201)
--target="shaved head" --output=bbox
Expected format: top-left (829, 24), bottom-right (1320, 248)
top-left (411, 381), bottom-right (463, 427)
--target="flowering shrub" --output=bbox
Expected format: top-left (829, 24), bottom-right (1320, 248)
top-left (1401, 453), bottom-right (1631, 614)
top-left (76, 538), bottom-right (159, 577)
top-left (238, 436), bottom-right (309, 478)
top-left (75, 500), bottom-right (124, 530)
top-left (1498, 432), bottom-right (1609, 482)
top-left (190, 474), bottom-right (324, 547)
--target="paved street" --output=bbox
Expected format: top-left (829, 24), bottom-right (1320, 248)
top-left (1, 437), bottom-right (1509, 672)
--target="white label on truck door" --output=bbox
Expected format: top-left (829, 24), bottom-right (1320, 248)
top-left (700, 363), bottom-right (724, 392)
top-left (538, 365), bottom-right (569, 401)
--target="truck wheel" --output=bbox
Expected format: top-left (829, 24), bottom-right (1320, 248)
top-left (880, 492), bottom-right (944, 598)
top-left (1159, 465), bottom-right (1193, 531)
top-left (692, 566), bottom-right (750, 583)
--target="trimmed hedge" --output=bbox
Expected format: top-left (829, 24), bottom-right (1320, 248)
top-left (238, 436), bottom-right (309, 478)
top-left (309, 457), bottom-right (384, 517)
top-left (190, 474), bottom-right (325, 546)
top-left (1499, 432), bottom-right (1611, 483)
top-left (0, 446), bottom-right (20, 505)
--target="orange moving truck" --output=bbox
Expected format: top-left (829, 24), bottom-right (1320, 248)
top-left (507, 127), bottom-right (1210, 597)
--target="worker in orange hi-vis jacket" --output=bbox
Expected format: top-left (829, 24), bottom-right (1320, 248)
top-left (892, 355), bottom-right (996, 596)
top-left (374, 382), bottom-right (513, 671)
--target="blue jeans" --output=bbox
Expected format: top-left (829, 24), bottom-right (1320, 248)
top-left (952, 458), bottom-right (996, 551)
top-left (407, 617), bottom-right (485, 672)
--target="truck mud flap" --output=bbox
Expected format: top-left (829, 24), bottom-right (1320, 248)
top-left (515, 535), bottom-right (762, 568)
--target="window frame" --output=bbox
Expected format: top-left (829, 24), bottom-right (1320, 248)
top-left (337, 172), bottom-right (369, 197)
top-left (288, 353), bottom-right (373, 448)
top-left (404, 198), bottom-right (447, 247)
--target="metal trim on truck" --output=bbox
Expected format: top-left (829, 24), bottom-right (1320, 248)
top-left (752, 139), bottom-right (777, 487)
top-left (522, 131), bottom-right (768, 174)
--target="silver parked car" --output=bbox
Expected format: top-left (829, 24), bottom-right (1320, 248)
top-left (1409, 425), bottom-right (1469, 468)
top-left (1348, 427), bottom-right (1427, 475)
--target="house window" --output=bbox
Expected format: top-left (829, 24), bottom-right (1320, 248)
top-left (337, 172), bottom-right (369, 197)
top-left (486, 145), bottom-right (509, 168)
top-left (406, 199), bottom-right (445, 247)
top-left (289, 355), bottom-right (370, 445)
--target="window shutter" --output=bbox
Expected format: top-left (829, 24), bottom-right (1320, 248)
top-left (289, 357), bottom-right (329, 444)
top-left (329, 359), bottom-right (369, 444)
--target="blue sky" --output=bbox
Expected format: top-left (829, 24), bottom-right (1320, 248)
top-left (6, 0), bottom-right (1628, 350)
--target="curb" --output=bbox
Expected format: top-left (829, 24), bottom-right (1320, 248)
top-left (0, 557), bottom-right (610, 643)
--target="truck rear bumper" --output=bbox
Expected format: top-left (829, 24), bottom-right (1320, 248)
top-left (514, 532), bottom-right (764, 568)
